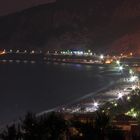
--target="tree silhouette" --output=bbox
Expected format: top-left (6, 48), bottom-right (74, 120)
top-left (44, 112), bottom-right (68, 140)
top-left (94, 111), bottom-right (111, 140)
top-left (0, 124), bottom-right (17, 140)
top-left (21, 112), bottom-right (69, 140)
top-left (21, 112), bottom-right (38, 140)
top-left (71, 120), bottom-right (95, 140)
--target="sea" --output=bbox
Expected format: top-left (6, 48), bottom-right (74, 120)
top-left (0, 61), bottom-right (122, 125)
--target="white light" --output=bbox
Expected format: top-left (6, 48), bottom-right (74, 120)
top-left (116, 60), bottom-right (120, 65)
top-left (31, 50), bottom-right (35, 54)
top-left (129, 76), bottom-right (138, 82)
top-left (132, 85), bottom-right (136, 90)
top-left (118, 93), bottom-right (123, 99)
top-left (90, 53), bottom-right (93, 56)
top-left (133, 113), bottom-right (137, 118)
top-left (16, 50), bottom-right (19, 53)
top-left (100, 55), bottom-right (104, 59)
top-left (93, 102), bottom-right (99, 108)
top-left (129, 69), bottom-right (133, 75)
top-left (85, 107), bottom-right (96, 112)
top-left (119, 66), bottom-right (123, 71)
top-left (127, 96), bottom-right (131, 100)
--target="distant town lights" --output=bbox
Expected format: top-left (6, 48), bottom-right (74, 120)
top-left (129, 69), bottom-right (133, 75)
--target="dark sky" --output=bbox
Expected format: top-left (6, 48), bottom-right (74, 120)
top-left (0, 0), bottom-right (56, 16)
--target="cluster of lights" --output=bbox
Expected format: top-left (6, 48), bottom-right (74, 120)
top-left (61, 50), bottom-right (93, 56)
top-left (117, 92), bottom-right (123, 99)
top-left (129, 76), bottom-right (138, 82)
top-left (58, 55), bottom-right (140, 115)
top-left (85, 101), bottom-right (100, 112)
top-left (125, 108), bottom-right (138, 118)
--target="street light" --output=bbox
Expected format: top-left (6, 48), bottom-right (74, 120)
top-left (93, 102), bottom-right (99, 108)
top-left (129, 69), bottom-right (133, 75)
top-left (119, 66), bottom-right (123, 71)
top-left (117, 92), bottom-right (123, 99)
top-left (100, 54), bottom-right (104, 59)
top-left (132, 85), bottom-right (136, 90)
top-left (116, 60), bottom-right (120, 65)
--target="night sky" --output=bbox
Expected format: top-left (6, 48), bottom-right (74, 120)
top-left (0, 0), bottom-right (56, 16)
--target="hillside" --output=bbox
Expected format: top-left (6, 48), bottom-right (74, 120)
top-left (110, 0), bottom-right (140, 55)
top-left (0, 0), bottom-right (140, 54)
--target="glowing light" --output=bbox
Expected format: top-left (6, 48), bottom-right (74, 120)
top-left (90, 52), bottom-right (93, 56)
top-left (93, 102), bottom-right (99, 108)
top-left (130, 52), bottom-right (133, 56)
top-left (31, 50), bottom-right (35, 54)
top-left (132, 113), bottom-right (137, 118)
top-left (0, 50), bottom-right (6, 55)
top-left (117, 92), bottom-right (123, 99)
top-left (127, 96), bottom-right (131, 101)
top-left (114, 103), bottom-right (118, 107)
top-left (116, 60), bottom-right (120, 65)
top-left (129, 69), bottom-right (133, 75)
top-left (129, 76), bottom-right (138, 82)
top-left (132, 85), bottom-right (136, 90)
top-left (119, 66), bottom-right (123, 71)
top-left (105, 60), bottom-right (111, 64)
top-left (100, 54), bottom-right (104, 59)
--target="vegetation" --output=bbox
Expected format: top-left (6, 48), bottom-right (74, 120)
top-left (0, 112), bottom-right (68, 140)
top-left (1, 89), bottom-right (140, 140)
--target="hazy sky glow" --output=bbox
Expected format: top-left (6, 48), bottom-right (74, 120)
top-left (0, 0), bottom-right (56, 16)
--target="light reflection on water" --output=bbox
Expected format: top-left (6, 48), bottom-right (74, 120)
top-left (0, 62), bottom-right (121, 125)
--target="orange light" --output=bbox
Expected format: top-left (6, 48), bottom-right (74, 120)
top-left (0, 50), bottom-right (6, 55)
top-left (105, 60), bottom-right (111, 64)
top-left (130, 52), bottom-right (133, 56)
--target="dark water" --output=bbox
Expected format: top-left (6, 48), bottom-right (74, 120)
top-left (0, 62), bottom-right (121, 125)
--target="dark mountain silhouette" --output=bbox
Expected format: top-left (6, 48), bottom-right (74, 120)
top-left (110, 0), bottom-right (140, 55)
top-left (0, 0), bottom-right (140, 54)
